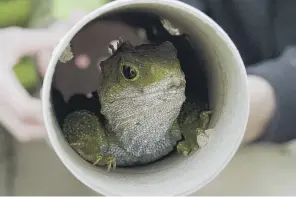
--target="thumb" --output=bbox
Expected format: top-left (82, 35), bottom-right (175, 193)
top-left (0, 69), bottom-right (43, 124)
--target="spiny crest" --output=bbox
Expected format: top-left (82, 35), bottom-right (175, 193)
top-left (117, 40), bottom-right (178, 60)
top-left (135, 41), bottom-right (178, 60)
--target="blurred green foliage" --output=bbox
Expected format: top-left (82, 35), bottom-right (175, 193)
top-left (0, 0), bottom-right (33, 27)
top-left (13, 56), bottom-right (39, 91)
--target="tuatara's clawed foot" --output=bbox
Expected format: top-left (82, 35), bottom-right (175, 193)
top-left (196, 128), bottom-right (210, 147)
top-left (177, 129), bottom-right (209, 156)
top-left (194, 110), bottom-right (212, 147)
top-left (177, 109), bottom-right (212, 156)
top-left (177, 141), bottom-right (195, 156)
top-left (93, 154), bottom-right (117, 172)
top-left (199, 111), bottom-right (212, 129)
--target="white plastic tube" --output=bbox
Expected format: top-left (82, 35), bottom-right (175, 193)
top-left (42, 0), bottom-right (249, 195)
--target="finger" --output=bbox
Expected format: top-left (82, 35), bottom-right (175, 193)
top-left (0, 69), bottom-right (43, 123)
top-left (0, 69), bottom-right (32, 109)
top-left (35, 49), bottom-right (52, 77)
top-left (0, 68), bottom-right (40, 111)
top-left (0, 27), bottom-right (61, 59)
top-left (0, 105), bottom-right (46, 142)
top-left (0, 10), bottom-right (87, 60)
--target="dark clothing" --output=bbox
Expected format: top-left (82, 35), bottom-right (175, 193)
top-left (182, 0), bottom-right (296, 143)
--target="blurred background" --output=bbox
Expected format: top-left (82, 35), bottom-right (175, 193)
top-left (1, 0), bottom-right (296, 195)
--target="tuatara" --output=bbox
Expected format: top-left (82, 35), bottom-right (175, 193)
top-left (62, 41), bottom-right (211, 171)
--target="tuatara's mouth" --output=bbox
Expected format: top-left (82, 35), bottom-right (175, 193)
top-left (141, 76), bottom-right (186, 94)
top-left (102, 77), bottom-right (186, 104)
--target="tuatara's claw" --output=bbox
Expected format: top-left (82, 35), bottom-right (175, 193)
top-left (106, 156), bottom-right (116, 172)
top-left (93, 154), bottom-right (103, 166)
top-left (177, 141), bottom-right (192, 156)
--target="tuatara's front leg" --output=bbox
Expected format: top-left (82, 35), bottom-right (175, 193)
top-left (176, 101), bottom-right (212, 156)
top-left (62, 110), bottom-right (117, 171)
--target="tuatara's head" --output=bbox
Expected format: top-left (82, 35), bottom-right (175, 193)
top-left (98, 41), bottom-right (186, 157)
top-left (99, 41), bottom-right (186, 104)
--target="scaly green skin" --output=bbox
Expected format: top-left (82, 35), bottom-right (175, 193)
top-left (63, 110), bottom-right (116, 171)
top-left (177, 101), bottom-right (211, 155)
top-left (62, 41), bottom-right (211, 171)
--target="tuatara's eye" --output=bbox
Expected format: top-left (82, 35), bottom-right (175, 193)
top-left (121, 65), bottom-right (138, 80)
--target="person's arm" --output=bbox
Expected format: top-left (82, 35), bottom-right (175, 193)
top-left (244, 47), bottom-right (296, 144)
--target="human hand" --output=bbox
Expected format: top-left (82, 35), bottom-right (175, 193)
top-left (242, 75), bottom-right (276, 145)
top-left (0, 10), bottom-right (86, 142)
